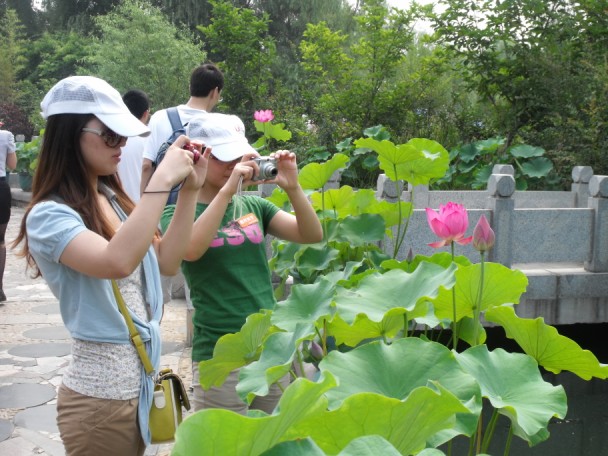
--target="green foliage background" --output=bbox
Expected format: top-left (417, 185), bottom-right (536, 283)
top-left (1, 0), bottom-right (607, 187)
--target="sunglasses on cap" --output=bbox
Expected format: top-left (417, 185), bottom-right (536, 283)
top-left (81, 127), bottom-right (126, 148)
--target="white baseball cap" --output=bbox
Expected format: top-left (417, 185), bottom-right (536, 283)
top-left (41, 76), bottom-right (150, 138)
top-left (186, 112), bottom-right (256, 162)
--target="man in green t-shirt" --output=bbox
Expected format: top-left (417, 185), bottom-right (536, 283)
top-left (161, 112), bottom-right (323, 414)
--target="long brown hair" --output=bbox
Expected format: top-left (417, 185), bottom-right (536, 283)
top-left (12, 113), bottom-right (135, 277)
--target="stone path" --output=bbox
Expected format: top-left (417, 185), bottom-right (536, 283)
top-left (0, 205), bottom-right (193, 456)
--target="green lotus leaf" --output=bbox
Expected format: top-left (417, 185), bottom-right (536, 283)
top-left (508, 144), bottom-right (545, 158)
top-left (382, 253), bottom-right (471, 273)
top-left (365, 199), bottom-right (413, 229)
top-left (172, 373), bottom-right (337, 456)
top-left (472, 164), bottom-right (494, 189)
top-left (254, 121), bottom-right (292, 142)
top-left (268, 122), bottom-right (292, 142)
top-left (287, 384), bottom-right (470, 455)
top-left (198, 311), bottom-right (275, 389)
top-left (272, 279), bottom-right (336, 333)
top-left (455, 143), bottom-right (481, 162)
top-left (261, 435), bottom-right (402, 456)
top-left (348, 188), bottom-right (382, 215)
top-left (269, 240), bottom-right (308, 277)
top-left (328, 311), bottom-right (410, 346)
top-left (457, 160), bottom-right (479, 173)
top-left (417, 450), bottom-right (447, 456)
top-left (324, 214), bottom-right (386, 244)
top-left (260, 438), bottom-right (326, 456)
top-left (456, 345), bottom-right (567, 445)
top-left (299, 153), bottom-right (350, 190)
top-left (355, 137), bottom-right (449, 186)
top-left (334, 262), bottom-right (457, 324)
top-left (265, 187), bottom-right (291, 211)
top-left (363, 125), bottom-right (391, 140)
top-left (310, 186), bottom-right (355, 218)
top-left (485, 305), bottom-right (608, 380)
top-left (456, 315), bottom-right (487, 347)
top-left (520, 157), bottom-right (553, 178)
top-left (475, 137), bottom-right (505, 152)
top-left (354, 138), bottom-right (417, 180)
top-left (293, 244), bottom-right (341, 281)
top-left (318, 338), bottom-right (481, 443)
top-left (430, 262), bottom-right (528, 322)
top-left (238, 323), bottom-right (316, 404)
top-left (252, 136), bottom-right (266, 149)
top-left (397, 139), bottom-right (449, 186)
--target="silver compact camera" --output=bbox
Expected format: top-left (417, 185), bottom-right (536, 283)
top-left (252, 157), bottom-right (278, 181)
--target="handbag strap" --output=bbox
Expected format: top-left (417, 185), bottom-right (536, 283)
top-left (111, 280), bottom-right (155, 376)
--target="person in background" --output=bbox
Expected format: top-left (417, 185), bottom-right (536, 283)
top-left (160, 112), bottom-right (323, 414)
top-left (142, 62), bottom-right (232, 303)
top-left (118, 89), bottom-right (150, 203)
top-left (140, 62), bottom-right (227, 195)
top-left (12, 75), bottom-right (208, 455)
top-left (0, 121), bottom-right (17, 302)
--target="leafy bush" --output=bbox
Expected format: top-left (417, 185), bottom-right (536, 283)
top-left (15, 132), bottom-right (41, 176)
top-left (434, 137), bottom-right (560, 191)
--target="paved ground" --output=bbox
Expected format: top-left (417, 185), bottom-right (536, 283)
top-left (0, 200), bottom-right (193, 456)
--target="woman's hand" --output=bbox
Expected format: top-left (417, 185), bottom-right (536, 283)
top-left (267, 150), bottom-right (299, 191)
top-left (148, 135), bottom-right (197, 190)
top-left (182, 142), bottom-right (211, 191)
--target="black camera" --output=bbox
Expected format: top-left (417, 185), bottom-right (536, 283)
top-left (253, 157), bottom-right (278, 181)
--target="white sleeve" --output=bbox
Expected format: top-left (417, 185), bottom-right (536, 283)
top-left (142, 110), bottom-right (170, 161)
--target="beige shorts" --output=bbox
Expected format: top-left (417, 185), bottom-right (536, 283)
top-left (57, 383), bottom-right (146, 456)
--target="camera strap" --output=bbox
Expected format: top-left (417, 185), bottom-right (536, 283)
top-left (231, 175), bottom-right (244, 222)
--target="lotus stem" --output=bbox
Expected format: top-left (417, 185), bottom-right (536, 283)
top-left (450, 242), bottom-right (459, 350)
top-left (473, 252), bottom-right (485, 346)
top-left (503, 424), bottom-right (514, 456)
top-left (481, 408), bottom-right (499, 453)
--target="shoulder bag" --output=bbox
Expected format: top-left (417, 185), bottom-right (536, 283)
top-left (112, 280), bottom-right (191, 444)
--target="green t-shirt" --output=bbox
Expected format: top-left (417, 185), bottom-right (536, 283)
top-left (161, 195), bottom-right (280, 361)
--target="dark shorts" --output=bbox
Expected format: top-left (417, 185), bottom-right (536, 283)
top-left (0, 178), bottom-right (11, 225)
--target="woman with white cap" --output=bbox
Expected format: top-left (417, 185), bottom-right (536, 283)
top-left (12, 76), bottom-right (209, 455)
top-left (160, 112), bottom-right (323, 414)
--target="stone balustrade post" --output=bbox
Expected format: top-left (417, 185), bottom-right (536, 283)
top-left (487, 173), bottom-right (516, 267)
top-left (407, 183), bottom-right (429, 209)
top-left (376, 174), bottom-right (404, 202)
top-left (492, 164), bottom-right (515, 176)
top-left (571, 166), bottom-right (593, 208)
top-left (584, 175), bottom-right (608, 272)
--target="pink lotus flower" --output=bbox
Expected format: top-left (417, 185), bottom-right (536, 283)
top-left (254, 110), bottom-right (274, 123)
top-left (426, 202), bottom-right (473, 248)
top-left (473, 214), bottom-right (495, 252)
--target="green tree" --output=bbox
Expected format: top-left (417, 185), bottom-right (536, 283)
top-left (0, 0), bottom-right (41, 37)
top-left (429, 0), bottom-right (608, 177)
top-left (41, 0), bottom-right (120, 31)
top-left (299, 0), bottom-right (416, 142)
top-left (198, 0), bottom-right (276, 120)
top-left (0, 8), bottom-right (26, 101)
top-left (84, 0), bottom-right (206, 110)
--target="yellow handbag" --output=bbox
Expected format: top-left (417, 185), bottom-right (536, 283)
top-left (112, 281), bottom-right (191, 444)
top-left (149, 368), bottom-right (191, 444)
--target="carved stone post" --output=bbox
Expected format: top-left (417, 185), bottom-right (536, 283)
top-left (487, 173), bottom-right (516, 266)
top-left (585, 175), bottom-right (608, 272)
top-left (572, 166), bottom-right (593, 208)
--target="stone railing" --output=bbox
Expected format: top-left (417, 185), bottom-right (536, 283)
top-left (262, 164), bottom-right (608, 326)
top-left (373, 164), bottom-right (608, 325)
